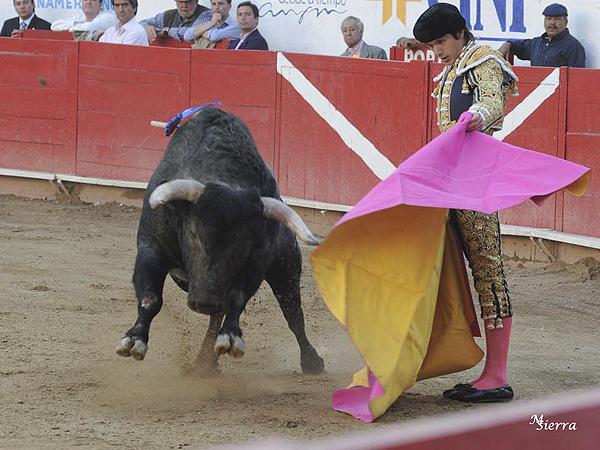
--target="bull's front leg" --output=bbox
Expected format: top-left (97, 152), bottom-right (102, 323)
top-left (214, 290), bottom-right (246, 358)
top-left (116, 245), bottom-right (169, 360)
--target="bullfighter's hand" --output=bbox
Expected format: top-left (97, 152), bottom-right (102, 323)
top-left (466, 112), bottom-right (484, 132)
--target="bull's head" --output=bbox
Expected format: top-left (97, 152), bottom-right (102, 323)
top-left (149, 179), bottom-right (323, 246)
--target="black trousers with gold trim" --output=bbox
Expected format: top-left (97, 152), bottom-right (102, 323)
top-left (450, 210), bottom-right (513, 329)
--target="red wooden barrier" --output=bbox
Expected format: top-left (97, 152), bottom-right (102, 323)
top-left (0, 38), bottom-right (78, 174)
top-left (276, 54), bottom-right (428, 205)
top-left (189, 49), bottom-right (277, 170)
top-left (150, 36), bottom-right (191, 48)
top-left (0, 38), bottom-right (598, 239)
top-left (20, 29), bottom-right (73, 41)
top-left (563, 67), bottom-right (600, 238)
top-left (76, 41), bottom-right (190, 181)
top-left (498, 66), bottom-right (563, 231)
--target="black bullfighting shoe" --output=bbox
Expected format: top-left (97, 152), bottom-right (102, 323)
top-left (442, 383), bottom-right (472, 399)
top-left (451, 384), bottom-right (514, 403)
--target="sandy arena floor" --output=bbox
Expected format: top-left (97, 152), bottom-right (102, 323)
top-left (1, 194), bottom-right (599, 450)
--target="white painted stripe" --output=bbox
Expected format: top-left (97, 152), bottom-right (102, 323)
top-left (276, 52), bottom-right (396, 180)
top-left (495, 68), bottom-right (560, 141)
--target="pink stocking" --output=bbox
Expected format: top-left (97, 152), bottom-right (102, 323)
top-left (471, 317), bottom-right (512, 390)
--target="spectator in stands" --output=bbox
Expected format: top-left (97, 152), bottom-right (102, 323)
top-left (99, 0), bottom-right (148, 46)
top-left (50, 0), bottom-right (117, 41)
top-left (184, 0), bottom-right (240, 45)
top-left (227, 2), bottom-right (268, 50)
top-left (140, 0), bottom-right (210, 44)
top-left (340, 16), bottom-right (387, 60)
top-left (497, 3), bottom-right (585, 68)
top-left (1, 0), bottom-right (51, 38)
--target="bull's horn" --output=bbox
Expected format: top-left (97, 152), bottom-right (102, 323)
top-left (149, 180), bottom-right (205, 209)
top-left (261, 197), bottom-right (323, 246)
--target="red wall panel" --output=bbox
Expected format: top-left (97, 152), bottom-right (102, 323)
top-left (0, 41), bottom-right (597, 241)
top-left (563, 68), bottom-right (600, 238)
top-left (189, 50), bottom-right (277, 170)
top-left (276, 53), bottom-right (428, 205)
top-left (76, 41), bottom-right (190, 181)
top-left (498, 67), bottom-right (561, 230)
top-left (0, 39), bottom-right (78, 173)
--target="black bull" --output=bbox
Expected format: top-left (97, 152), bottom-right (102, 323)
top-left (116, 107), bottom-right (324, 374)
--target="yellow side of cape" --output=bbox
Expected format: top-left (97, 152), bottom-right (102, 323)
top-left (311, 205), bottom-right (483, 420)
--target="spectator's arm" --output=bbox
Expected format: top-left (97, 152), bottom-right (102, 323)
top-left (139, 13), bottom-right (165, 44)
top-left (205, 21), bottom-right (240, 42)
top-left (188, 13), bottom-right (219, 40)
top-left (497, 41), bottom-right (511, 59)
top-left (51, 16), bottom-right (75, 31)
top-left (567, 43), bottom-right (586, 68)
top-left (139, 13), bottom-right (164, 29)
top-left (506, 39), bottom-right (532, 62)
top-left (84, 11), bottom-right (118, 32)
top-left (180, 10), bottom-right (212, 42)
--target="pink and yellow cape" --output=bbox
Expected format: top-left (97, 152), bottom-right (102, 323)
top-left (311, 113), bottom-right (590, 422)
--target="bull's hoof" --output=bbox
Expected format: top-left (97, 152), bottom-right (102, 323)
top-left (116, 336), bottom-right (148, 360)
top-left (214, 334), bottom-right (245, 358)
top-left (116, 337), bottom-right (133, 357)
top-left (131, 339), bottom-right (148, 360)
top-left (301, 348), bottom-right (325, 374)
top-left (229, 336), bottom-right (245, 358)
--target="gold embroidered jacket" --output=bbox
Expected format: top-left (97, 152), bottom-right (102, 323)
top-left (432, 42), bottom-right (519, 135)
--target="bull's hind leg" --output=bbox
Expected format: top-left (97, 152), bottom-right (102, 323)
top-left (116, 245), bottom-right (169, 360)
top-left (195, 312), bottom-right (225, 374)
top-left (266, 237), bottom-right (324, 374)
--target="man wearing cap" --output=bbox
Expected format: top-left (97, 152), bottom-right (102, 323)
top-left (498, 3), bottom-right (585, 68)
top-left (413, 3), bottom-right (518, 403)
top-left (139, 0), bottom-right (210, 43)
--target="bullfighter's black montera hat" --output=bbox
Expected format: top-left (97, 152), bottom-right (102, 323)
top-left (413, 3), bottom-right (467, 43)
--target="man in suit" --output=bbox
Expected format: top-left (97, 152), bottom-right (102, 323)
top-left (340, 16), bottom-right (387, 60)
top-left (1, 0), bottom-right (51, 38)
top-left (228, 1), bottom-right (268, 50)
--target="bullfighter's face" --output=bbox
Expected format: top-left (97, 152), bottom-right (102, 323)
top-left (426, 31), bottom-right (465, 66)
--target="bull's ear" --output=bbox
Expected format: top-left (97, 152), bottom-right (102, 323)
top-left (261, 197), bottom-right (323, 246)
top-left (149, 180), bottom-right (206, 209)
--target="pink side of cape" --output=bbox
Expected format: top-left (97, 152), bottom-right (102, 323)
top-left (330, 113), bottom-right (590, 421)
top-left (332, 371), bottom-right (383, 423)
top-left (338, 113), bottom-right (589, 227)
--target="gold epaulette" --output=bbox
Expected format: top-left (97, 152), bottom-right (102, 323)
top-left (456, 44), bottom-right (519, 96)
